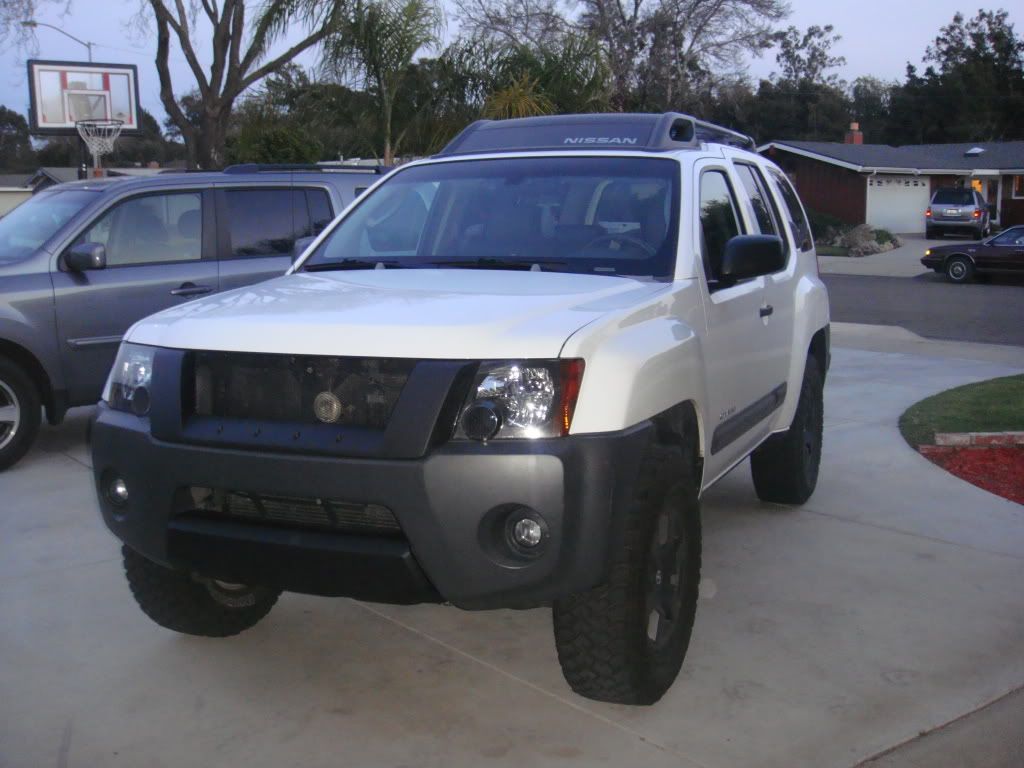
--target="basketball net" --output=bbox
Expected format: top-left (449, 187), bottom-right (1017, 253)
top-left (76, 119), bottom-right (124, 176)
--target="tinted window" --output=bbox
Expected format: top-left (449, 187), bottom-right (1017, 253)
top-left (932, 188), bottom-right (974, 206)
top-left (734, 163), bottom-right (779, 237)
top-left (991, 227), bottom-right (1024, 246)
top-left (0, 189), bottom-right (98, 262)
top-left (699, 170), bottom-right (743, 281)
top-left (304, 157), bottom-right (681, 279)
top-left (225, 189), bottom-right (296, 257)
top-left (78, 192), bottom-right (202, 266)
top-left (767, 169), bottom-right (812, 252)
top-left (307, 189), bottom-right (333, 234)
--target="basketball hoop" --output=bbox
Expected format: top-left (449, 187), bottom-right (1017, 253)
top-left (76, 119), bottom-right (124, 172)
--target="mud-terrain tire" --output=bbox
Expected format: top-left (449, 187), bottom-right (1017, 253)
top-left (123, 546), bottom-right (280, 637)
top-left (750, 357), bottom-right (823, 505)
top-left (0, 356), bottom-right (41, 472)
top-left (552, 442), bottom-right (701, 705)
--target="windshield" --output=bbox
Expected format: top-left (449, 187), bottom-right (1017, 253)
top-left (932, 189), bottom-right (974, 206)
top-left (0, 189), bottom-right (98, 262)
top-left (302, 156), bottom-right (680, 279)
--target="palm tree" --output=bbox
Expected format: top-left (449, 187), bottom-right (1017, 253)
top-left (322, 0), bottom-right (443, 163)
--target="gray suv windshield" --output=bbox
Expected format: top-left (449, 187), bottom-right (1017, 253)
top-left (302, 156), bottom-right (681, 279)
top-left (0, 189), bottom-right (99, 262)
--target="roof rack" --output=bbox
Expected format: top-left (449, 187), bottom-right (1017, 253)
top-left (436, 113), bottom-right (755, 157)
top-left (222, 163), bottom-right (387, 174)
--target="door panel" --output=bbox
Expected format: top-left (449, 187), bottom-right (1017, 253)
top-left (52, 189), bottom-right (215, 405)
top-left (695, 165), bottom-right (781, 481)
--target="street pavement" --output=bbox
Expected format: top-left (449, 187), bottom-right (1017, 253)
top-left (2, 332), bottom-right (1023, 768)
top-left (824, 272), bottom-right (1024, 347)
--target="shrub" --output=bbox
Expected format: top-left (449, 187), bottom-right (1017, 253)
top-left (226, 124), bottom-right (323, 165)
top-left (874, 228), bottom-right (897, 245)
top-left (806, 208), bottom-right (847, 239)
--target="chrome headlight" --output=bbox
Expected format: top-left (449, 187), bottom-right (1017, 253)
top-left (456, 360), bottom-right (584, 440)
top-left (102, 343), bottom-right (156, 415)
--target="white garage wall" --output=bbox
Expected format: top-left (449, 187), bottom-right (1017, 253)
top-left (865, 175), bottom-right (931, 234)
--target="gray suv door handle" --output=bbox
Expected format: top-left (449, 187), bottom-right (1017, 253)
top-left (759, 304), bottom-right (774, 318)
top-left (171, 283), bottom-right (214, 297)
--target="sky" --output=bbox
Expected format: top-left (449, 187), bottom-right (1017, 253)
top-left (2, 0), bottom-right (1017, 130)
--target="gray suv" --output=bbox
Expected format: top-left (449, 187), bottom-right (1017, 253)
top-left (926, 187), bottom-right (992, 239)
top-left (0, 164), bottom-right (381, 469)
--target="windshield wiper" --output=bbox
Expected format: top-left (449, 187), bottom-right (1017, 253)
top-left (426, 257), bottom-right (567, 271)
top-left (303, 259), bottom-right (402, 272)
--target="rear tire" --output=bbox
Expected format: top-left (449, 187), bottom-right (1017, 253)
top-left (0, 356), bottom-right (42, 472)
top-left (123, 546), bottom-right (281, 637)
top-left (945, 255), bottom-right (974, 283)
top-left (750, 357), bottom-right (824, 505)
top-left (552, 442), bottom-right (701, 705)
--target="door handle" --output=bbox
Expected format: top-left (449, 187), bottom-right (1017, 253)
top-left (759, 304), bottom-right (774, 318)
top-left (171, 283), bottom-right (213, 297)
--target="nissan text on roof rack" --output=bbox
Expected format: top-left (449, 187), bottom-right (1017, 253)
top-left (91, 113), bottom-right (830, 705)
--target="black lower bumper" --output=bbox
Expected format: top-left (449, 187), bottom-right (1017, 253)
top-left (92, 405), bottom-right (651, 609)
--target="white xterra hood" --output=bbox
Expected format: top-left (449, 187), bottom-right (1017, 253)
top-left (126, 270), bottom-right (670, 359)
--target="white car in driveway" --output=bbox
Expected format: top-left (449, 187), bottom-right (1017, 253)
top-left (91, 112), bottom-right (830, 705)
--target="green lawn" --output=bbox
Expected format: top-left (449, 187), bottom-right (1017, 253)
top-left (816, 245), bottom-right (850, 257)
top-left (899, 375), bottom-right (1024, 447)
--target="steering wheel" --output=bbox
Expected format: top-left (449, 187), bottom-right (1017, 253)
top-left (578, 233), bottom-right (658, 257)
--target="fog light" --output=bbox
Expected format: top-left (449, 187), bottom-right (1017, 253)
top-left (462, 401), bottom-right (502, 441)
top-left (108, 477), bottom-right (129, 506)
top-left (512, 517), bottom-right (543, 548)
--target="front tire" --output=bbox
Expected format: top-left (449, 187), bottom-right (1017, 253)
top-left (750, 357), bottom-right (824, 505)
top-left (0, 356), bottom-right (42, 471)
top-left (123, 546), bottom-right (281, 637)
top-left (552, 442), bottom-right (701, 705)
top-left (945, 255), bottom-right (974, 283)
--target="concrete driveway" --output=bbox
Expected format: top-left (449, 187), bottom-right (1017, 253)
top-left (2, 335), bottom-right (1023, 768)
top-left (819, 233), bottom-right (943, 278)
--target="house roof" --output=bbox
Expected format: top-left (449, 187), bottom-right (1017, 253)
top-left (0, 173), bottom-right (31, 188)
top-left (759, 140), bottom-right (1024, 174)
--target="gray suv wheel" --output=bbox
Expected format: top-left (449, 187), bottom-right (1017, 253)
top-left (0, 358), bottom-right (42, 471)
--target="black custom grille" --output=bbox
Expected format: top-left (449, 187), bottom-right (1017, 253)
top-left (189, 487), bottom-right (402, 536)
top-left (191, 352), bottom-right (414, 429)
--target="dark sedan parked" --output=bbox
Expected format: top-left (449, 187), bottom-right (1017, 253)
top-left (922, 225), bottom-right (1024, 283)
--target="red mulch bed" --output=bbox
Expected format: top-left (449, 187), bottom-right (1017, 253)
top-left (921, 446), bottom-right (1024, 505)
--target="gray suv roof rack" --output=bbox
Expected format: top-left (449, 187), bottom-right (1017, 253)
top-left (436, 113), bottom-right (754, 157)
top-left (222, 163), bottom-right (386, 174)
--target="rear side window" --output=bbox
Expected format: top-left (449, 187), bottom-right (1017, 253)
top-left (306, 189), bottom-right (334, 235)
top-left (734, 163), bottom-right (781, 238)
top-left (932, 188), bottom-right (974, 206)
top-left (767, 169), bottom-right (812, 252)
top-left (223, 188), bottom-right (334, 256)
top-left (699, 169), bottom-right (743, 282)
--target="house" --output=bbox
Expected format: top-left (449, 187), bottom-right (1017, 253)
top-left (759, 124), bottom-right (1024, 234)
top-left (0, 173), bottom-right (33, 216)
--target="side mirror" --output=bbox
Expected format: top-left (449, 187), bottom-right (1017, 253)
top-left (65, 242), bottom-right (107, 271)
top-left (292, 235), bottom-right (315, 262)
top-left (719, 235), bottom-right (786, 283)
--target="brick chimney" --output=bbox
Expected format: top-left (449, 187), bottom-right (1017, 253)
top-left (845, 122), bottom-right (864, 145)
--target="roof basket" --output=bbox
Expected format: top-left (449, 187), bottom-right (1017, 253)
top-left (436, 112), bottom-right (755, 157)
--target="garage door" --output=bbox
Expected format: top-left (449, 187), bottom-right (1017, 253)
top-left (865, 175), bottom-right (931, 234)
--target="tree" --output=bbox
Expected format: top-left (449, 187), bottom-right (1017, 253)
top-left (0, 106), bottom-right (35, 171)
top-left (136, 0), bottom-right (349, 168)
top-left (321, 0), bottom-right (443, 163)
top-left (453, 0), bottom-right (570, 49)
top-left (775, 24), bottom-right (846, 86)
top-left (849, 77), bottom-right (892, 142)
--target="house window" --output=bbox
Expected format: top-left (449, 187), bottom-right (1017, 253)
top-left (1013, 175), bottom-right (1024, 199)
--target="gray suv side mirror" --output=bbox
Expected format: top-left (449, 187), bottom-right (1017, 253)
top-left (292, 236), bottom-right (315, 263)
top-left (65, 242), bottom-right (107, 271)
top-left (720, 235), bottom-right (786, 282)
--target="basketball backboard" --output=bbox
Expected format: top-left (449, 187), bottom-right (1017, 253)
top-left (27, 59), bottom-right (141, 136)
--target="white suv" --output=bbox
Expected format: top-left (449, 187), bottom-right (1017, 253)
top-left (92, 113), bottom-right (830, 705)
